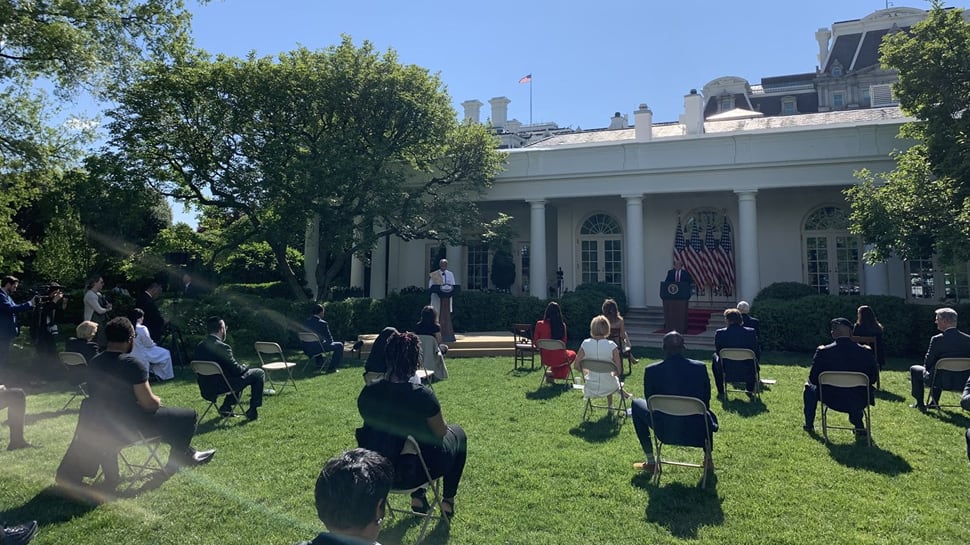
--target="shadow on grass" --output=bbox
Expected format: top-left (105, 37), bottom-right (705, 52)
top-left (25, 408), bottom-right (77, 425)
top-left (1, 486), bottom-right (98, 526)
top-left (379, 508), bottom-right (451, 545)
top-left (927, 408), bottom-right (970, 428)
top-left (718, 395), bottom-right (768, 418)
top-left (525, 384), bottom-right (572, 401)
top-left (821, 437), bottom-right (913, 475)
top-left (568, 415), bottom-right (623, 443)
top-left (874, 388), bottom-right (905, 403)
top-left (630, 473), bottom-right (724, 539)
top-left (194, 413), bottom-right (252, 435)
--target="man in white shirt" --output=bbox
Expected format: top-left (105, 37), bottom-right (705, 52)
top-left (428, 259), bottom-right (455, 315)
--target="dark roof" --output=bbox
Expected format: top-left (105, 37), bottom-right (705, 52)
top-left (703, 93), bottom-right (750, 118)
top-left (853, 28), bottom-right (890, 70)
top-left (761, 73), bottom-right (816, 87)
top-left (750, 93), bottom-right (819, 116)
top-left (825, 32), bottom-right (862, 73)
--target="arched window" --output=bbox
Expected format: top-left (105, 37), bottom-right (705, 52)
top-left (803, 206), bottom-right (861, 295)
top-left (579, 213), bottom-right (622, 285)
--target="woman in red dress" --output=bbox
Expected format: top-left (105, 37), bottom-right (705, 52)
top-left (533, 302), bottom-right (576, 382)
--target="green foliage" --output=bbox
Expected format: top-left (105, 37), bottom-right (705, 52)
top-left (31, 208), bottom-right (94, 285)
top-left (753, 282), bottom-right (818, 304)
top-left (489, 249), bottom-right (516, 291)
top-left (574, 282), bottom-right (628, 312)
top-left (214, 242), bottom-right (304, 285)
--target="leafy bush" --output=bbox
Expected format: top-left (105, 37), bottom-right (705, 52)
top-left (753, 282), bottom-right (818, 304)
top-left (216, 282), bottom-right (294, 299)
top-left (574, 282), bottom-right (628, 312)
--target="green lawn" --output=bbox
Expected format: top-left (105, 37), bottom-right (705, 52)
top-left (2, 348), bottom-right (970, 545)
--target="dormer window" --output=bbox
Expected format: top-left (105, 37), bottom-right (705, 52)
top-left (832, 91), bottom-right (846, 109)
top-left (718, 95), bottom-right (734, 113)
top-left (781, 96), bottom-right (798, 115)
top-left (831, 61), bottom-right (844, 77)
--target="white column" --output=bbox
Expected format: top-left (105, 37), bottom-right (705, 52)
top-left (863, 244), bottom-right (889, 295)
top-left (528, 199), bottom-right (548, 299)
top-left (735, 190), bottom-right (760, 302)
top-left (350, 255), bottom-right (365, 289)
top-left (623, 194), bottom-right (646, 308)
top-left (446, 245), bottom-right (463, 287)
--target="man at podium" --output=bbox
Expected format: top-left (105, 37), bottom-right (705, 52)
top-left (429, 259), bottom-right (455, 315)
top-left (665, 257), bottom-right (693, 286)
top-left (661, 257), bottom-right (693, 333)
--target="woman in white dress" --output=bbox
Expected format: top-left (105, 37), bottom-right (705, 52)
top-left (128, 308), bottom-right (174, 380)
top-left (574, 315), bottom-right (630, 409)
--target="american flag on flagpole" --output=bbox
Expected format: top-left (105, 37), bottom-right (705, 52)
top-left (715, 217), bottom-right (736, 295)
top-left (683, 222), bottom-right (709, 292)
top-left (518, 74), bottom-right (532, 84)
top-left (704, 222), bottom-right (719, 290)
top-left (673, 217), bottom-right (686, 263)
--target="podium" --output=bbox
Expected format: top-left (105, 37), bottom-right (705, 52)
top-left (660, 281), bottom-right (691, 333)
top-left (430, 284), bottom-right (460, 342)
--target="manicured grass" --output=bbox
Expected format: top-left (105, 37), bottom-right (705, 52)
top-left (3, 348), bottom-right (970, 545)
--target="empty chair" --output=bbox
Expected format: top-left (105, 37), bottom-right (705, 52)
top-left (59, 351), bottom-right (89, 411)
top-left (536, 339), bottom-right (575, 387)
top-left (511, 323), bottom-right (537, 370)
top-left (818, 371), bottom-right (873, 446)
top-left (646, 395), bottom-right (714, 489)
top-left (189, 360), bottom-right (244, 423)
top-left (717, 348), bottom-right (760, 400)
top-left (419, 334), bottom-right (449, 380)
top-left (254, 341), bottom-right (297, 394)
top-left (925, 357), bottom-right (970, 409)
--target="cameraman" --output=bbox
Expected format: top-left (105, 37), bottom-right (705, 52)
top-left (0, 276), bottom-right (40, 370)
top-left (31, 283), bottom-right (68, 364)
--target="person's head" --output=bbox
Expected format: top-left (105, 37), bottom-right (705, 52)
top-left (602, 298), bottom-right (620, 320)
top-left (737, 301), bottom-right (751, 314)
top-left (673, 256), bottom-right (683, 269)
top-left (384, 331), bottom-right (421, 382)
top-left (662, 331), bottom-right (685, 356)
top-left (104, 317), bottom-right (135, 351)
top-left (856, 305), bottom-right (879, 326)
top-left (206, 316), bottom-right (227, 339)
top-left (128, 308), bottom-right (145, 325)
top-left (439, 259), bottom-right (448, 271)
top-left (182, 273), bottom-right (192, 285)
top-left (76, 321), bottom-right (98, 341)
top-left (419, 305), bottom-right (438, 326)
top-left (935, 307), bottom-right (958, 331)
top-left (314, 448), bottom-right (394, 541)
top-left (85, 275), bottom-right (103, 291)
top-left (145, 281), bottom-right (163, 297)
top-left (724, 308), bottom-right (743, 326)
top-left (543, 301), bottom-right (563, 324)
top-left (311, 303), bottom-right (325, 317)
top-left (1, 275), bottom-right (19, 293)
top-left (589, 315), bottom-right (611, 338)
top-left (830, 317), bottom-right (854, 339)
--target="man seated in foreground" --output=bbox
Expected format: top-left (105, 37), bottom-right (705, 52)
top-left (909, 308), bottom-right (970, 411)
top-left (88, 317), bottom-right (215, 474)
top-left (803, 317), bottom-right (877, 435)
top-left (0, 384), bottom-right (30, 450)
top-left (631, 331), bottom-right (718, 472)
top-left (194, 316), bottom-right (265, 420)
top-left (302, 304), bottom-right (344, 374)
top-left (712, 308), bottom-right (760, 397)
top-left (298, 448), bottom-right (394, 545)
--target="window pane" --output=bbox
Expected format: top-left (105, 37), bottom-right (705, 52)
top-left (604, 240), bottom-right (622, 285)
top-left (581, 240), bottom-right (598, 284)
top-left (466, 245), bottom-right (489, 290)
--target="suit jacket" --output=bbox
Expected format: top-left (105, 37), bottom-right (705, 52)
top-left (642, 354), bottom-right (717, 444)
top-left (741, 314), bottom-right (760, 335)
top-left (714, 323), bottom-right (760, 360)
top-left (809, 337), bottom-right (877, 409)
top-left (923, 327), bottom-right (970, 372)
top-left (302, 315), bottom-right (335, 356)
top-left (195, 334), bottom-right (248, 378)
top-left (135, 291), bottom-right (165, 343)
top-left (0, 289), bottom-right (31, 340)
top-left (664, 267), bottom-right (692, 285)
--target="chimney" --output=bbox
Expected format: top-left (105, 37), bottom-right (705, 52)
top-left (489, 96), bottom-right (511, 129)
top-left (679, 89), bottom-right (704, 135)
top-left (461, 99), bottom-right (484, 123)
top-left (815, 28), bottom-right (832, 67)
top-left (634, 103), bottom-right (653, 142)
top-left (608, 112), bottom-right (628, 130)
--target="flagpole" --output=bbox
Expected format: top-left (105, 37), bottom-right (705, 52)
top-left (530, 78), bottom-right (533, 125)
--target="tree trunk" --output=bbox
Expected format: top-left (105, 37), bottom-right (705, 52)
top-left (304, 214), bottom-right (321, 300)
top-left (270, 240), bottom-right (308, 300)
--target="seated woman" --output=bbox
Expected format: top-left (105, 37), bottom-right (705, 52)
top-left (853, 305), bottom-right (885, 369)
top-left (128, 308), bottom-right (174, 380)
top-left (533, 301), bottom-right (576, 383)
top-left (66, 321), bottom-right (100, 362)
top-left (414, 305), bottom-right (448, 380)
top-left (356, 332), bottom-right (466, 520)
top-left (575, 315), bottom-right (630, 409)
top-left (602, 298), bottom-right (637, 371)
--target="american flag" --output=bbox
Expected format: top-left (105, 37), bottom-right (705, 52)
top-left (715, 217), bottom-right (736, 294)
top-left (673, 217), bottom-right (686, 262)
top-left (683, 222), bottom-right (709, 292)
top-left (518, 74), bottom-right (532, 84)
top-left (704, 222), bottom-right (719, 290)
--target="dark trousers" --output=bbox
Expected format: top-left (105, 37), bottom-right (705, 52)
top-left (803, 384), bottom-right (864, 429)
top-left (712, 355), bottom-right (757, 395)
top-left (0, 339), bottom-right (11, 370)
top-left (631, 397), bottom-right (717, 457)
top-left (226, 368), bottom-right (265, 409)
top-left (0, 388), bottom-right (26, 445)
top-left (140, 406), bottom-right (199, 463)
top-left (410, 424), bottom-right (467, 500)
top-left (910, 365), bottom-right (939, 405)
top-left (309, 342), bottom-right (344, 370)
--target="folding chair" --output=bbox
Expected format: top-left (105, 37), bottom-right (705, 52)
top-left (59, 352), bottom-right (89, 411)
top-left (578, 359), bottom-right (627, 421)
top-left (925, 357), bottom-right (970, 409)
top-left (512, 324), bottom-right (537, 370)
top-left (717, 348), bottom-right (760, 400)
top-left (297, 331), bottom-right (332, 373)
top-left (189, 360), bottom-right (245, 423)
top-left (536, 338), bottom-right (575, 387)
top-left (112, 430), bottom-right (166, 492)
top-left (254, 341), bottom-right (297, 394)
top-left (386, 435), bottom-right (449, 544)
top-left (418, 335), bottom-right (448, 381)
top-left (646, 395), bottom-right (713, 489)
top-left (851, 335), bottom-right (880, 387)
top-left (608, 332), bottom-right (633, 377)
top-left (818, 371), bottom-right (872, 446)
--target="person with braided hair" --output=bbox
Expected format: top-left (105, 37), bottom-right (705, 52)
top-left (356, 332), bottom-right (466, 520)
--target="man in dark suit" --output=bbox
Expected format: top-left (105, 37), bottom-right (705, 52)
top-left (0, 276), bottom-right (39, 369)
top-left (194, 316), bottom-right (265, 421)
top-left (630, 331), bottom-right (718, 473)
top-left (181, 273), bottom-right (201, 299)
top-left (803, 317), bottom-right (877, 434)
top-left (909, 307), bottom-right (970, 410)
top-left (737, 300), bottom-right (760, 336)
top-left (712, 308), bottom-right (760, 396)
top-left (664, 256), bottom-right (693, 285)
top-left (302, 304), bottom-right (343, 373)
top-left (135, 282), bottom-right (166, 343)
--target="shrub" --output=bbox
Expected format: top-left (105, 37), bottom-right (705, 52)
top-left (574, 282), bottom-right (628, 311)
top-left (753, 282), bottom-right (817, 304)
top-left (216, 282), bottom-right (294, 299)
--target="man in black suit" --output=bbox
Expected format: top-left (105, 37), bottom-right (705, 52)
top-left (181, 273), bottom-right (201, 300)
top-left (712, 308), bottom-right (760, 397)
top-left (194, 316), bottom-right (265, 421)
top-left (909, 307), bottom-right (970, 410)
top-left (737, 300), bottom-right (760, 336)
top-left (631, 331), bottom-right (718, 472)
top-left (803, 317), bottom-right (877, 434)
top-left (664, 256), bottom-right (693, 285)
top-left (0, 276), bottom-right (39, 370)
top-left (302, 304), bottom-right (343, 373)
top-left (135, 282), bottom-right (166, 343)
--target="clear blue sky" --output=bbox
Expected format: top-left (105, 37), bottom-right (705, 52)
top-left (165, 1), bottom-right (968, 224)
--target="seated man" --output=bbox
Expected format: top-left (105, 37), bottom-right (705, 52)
top-left (737, 300), bottom-right (760, 336)
top-left (803, 317), bottom-right (877, 435)
top-left (297, 448), bottom-right (394, 545)
top-left (712, 308), bottom-right (760, 397)
top-left (194, 316), bottom-right (265, 420)
top-left (909, 307), bottom-right (970, 410)
top-left (631, 331), bottom-right (718, 472)
top-left (86, 317), bottom-right (214, 476)
top-left (302, 304), bottom-right (344, 374)
top-left (0, 384), bottom-right (30, 450)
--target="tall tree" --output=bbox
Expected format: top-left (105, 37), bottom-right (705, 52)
top-left (846, 3), bottom-right (970, 264)
top-left (107, 38), bottom-right (505, 299)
